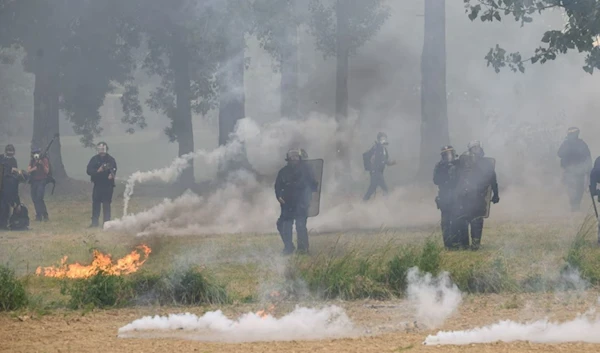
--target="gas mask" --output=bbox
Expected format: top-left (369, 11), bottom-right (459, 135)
top-left (442, 150), bottom-right (455, 162)
top-left (33, 153), bottom-right (40, 160)
top-left (97, 144), bottom-right (107, 155)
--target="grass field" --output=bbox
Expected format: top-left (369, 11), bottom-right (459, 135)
top-left (2, 187), bottom-right (600, 352)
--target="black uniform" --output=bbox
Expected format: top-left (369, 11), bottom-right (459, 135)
top-left (86, 153), bottom-right (117, 227)
top-left (590, 157), bottom-right (600, 201)
top-left (363, 143), bottom-right (392, 201)
top-left (558, 137), bottom-right (592, 211)
top-left (433, 160), bottom-right (458, 248)
top-left (453, 153), bottom-right (498, 249)
top-left (0, 155), bottom-right (20, 229)
top-left (275, 162), bottom-right (318, 254)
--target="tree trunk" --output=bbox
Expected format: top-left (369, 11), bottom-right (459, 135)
top-left (172, 40), bottom-right (195, 189)
top-left (418, 0), bottom-right (449, 180)
top-left (32, 49), bottom-right (68, 181)
top-left (280, 21), bottom-right (299, 120)
top-left (335, 0), bottom-right (350, 164)
top-left (335, 0), bottom-right (349, 123)
top-left (218, 30), bottom-right (245, 146)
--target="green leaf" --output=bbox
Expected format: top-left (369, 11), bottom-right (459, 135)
top-left (493, 11), bottom-right (501, 21)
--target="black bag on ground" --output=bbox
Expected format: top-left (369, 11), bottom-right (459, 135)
top-left (9, 203), bottom-right (30, 230)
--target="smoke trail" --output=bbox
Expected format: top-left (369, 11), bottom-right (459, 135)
top-left (406, 267), bottom-right (462, 328)
top-left (121, 140), bottom-right (243, 216)
top-left (117, 305), bottom-right (354, 343)
top-left (423, 313), bottom-right (600, 345)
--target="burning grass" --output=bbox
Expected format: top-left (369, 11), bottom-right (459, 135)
top-left (36, 245), bottom-right (151, 279)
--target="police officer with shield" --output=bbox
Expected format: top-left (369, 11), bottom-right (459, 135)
top-left (275, 149), bottom-right (319, 255)
top-left (433, 145), bottom-right (458, 249)
top-left (453, 141), bottom-right (499, 250)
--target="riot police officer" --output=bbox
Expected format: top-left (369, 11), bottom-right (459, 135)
top-left (433, 145), bottom-right (458, 249)
top-left (275, 149), bottom-right (318, 255)
top-left (86, 142), bottom-right (117, 228)
top-left (558, 127), bottom-right (592, 211)
top-left (0, 145), bottom-right (23, 229)
top-left (363, 132), bottom-right (396, 201)
top-left (453, 141), bottom-right (499, 250)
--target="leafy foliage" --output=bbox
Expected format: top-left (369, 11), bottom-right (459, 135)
top-left (0, 265), bottom-right (28, 311)
top-left (309, 0), bottom-right (390, 58)
top-left (464, 0), bottom-right (600, 73)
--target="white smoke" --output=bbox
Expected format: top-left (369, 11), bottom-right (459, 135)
top-left (117, 305), bottom-right (354, 343)
top-left (121, 140), bottom-right (244, 216)
top-left (423, 312), bottom-right (600, 345)
top-left (108, 114), bottom-right (439, 236)
top-left (406, 267), bottom-right (462, 329)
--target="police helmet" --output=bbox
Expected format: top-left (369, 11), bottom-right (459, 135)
top-left (440, 145), bottom-right (456, 162)
top-left (31, 146), bottom-right (41, 154)
top-left (300, 149), bottom-right (308, 160)
top-left (5, 144), bottom-right (15, 155)
top-left (285, 148), bottom-right (302, 161)
top-left (567, 127), bottom-right (580, 138)
top-left (467, 140), bottom-right (484, 157)
top-left (377, 132), bottom-right (388, 145)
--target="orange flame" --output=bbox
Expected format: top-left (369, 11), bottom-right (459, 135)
top-left (256, 304), bottom-right (276, 319)
top-left (35, 245), bottom-right (151, 279)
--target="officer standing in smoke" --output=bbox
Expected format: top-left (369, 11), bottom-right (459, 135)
top-left (363, 132), bottom-right (396, 201)
top-left (558, 127), bottom-right (592, 211)
top-left (275, 149), bottom-right (318, 255)
top-left (453, 141), bottom-right (499, 250)
top-left (0, 145), bottom-right (25, 229)
top-left (433, 145), bottom-right (458, 249)
top-left (28, 146), bottom-right (50, 221)
top-left (86, 142), bottom-right (117, 228)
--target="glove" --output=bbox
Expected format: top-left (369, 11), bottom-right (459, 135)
top-left (491, 194), bottom-right (500, 204)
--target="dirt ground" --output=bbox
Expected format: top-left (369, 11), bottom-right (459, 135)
top-left (2, 291), bottom-right (600, 353)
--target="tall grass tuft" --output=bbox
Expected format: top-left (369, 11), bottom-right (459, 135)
top-left (0, 265), bottom-right (28, 311)
top-left (62, 271), bottom-right (131, 309)
top-left (129, 267), bottom-right (229, 306)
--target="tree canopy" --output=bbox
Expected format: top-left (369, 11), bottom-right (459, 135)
top-left (464, 0), bottom-right (600, 74)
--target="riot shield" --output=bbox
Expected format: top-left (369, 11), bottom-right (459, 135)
top-left (303, 159), bottom-right (324, 217)
top-left (483, 157), bottom-right (496, 219)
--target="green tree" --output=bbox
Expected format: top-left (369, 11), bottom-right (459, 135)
top-left (464, 0), bottom-right (600, 73)
top-left (309, 0), bottom-right (390, 160)
top-left (254, 0), bottom-right (308, 120)
top-left (137, 0), bottom-right (218, 188)
top-left (0, 0), bottom-right (144, 180)
top-left (0, 49), bottom-right (33, 138)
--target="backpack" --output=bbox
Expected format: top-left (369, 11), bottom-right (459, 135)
top-left (363, 147), bottom-right (374, 171)
top-left (9, 203), bottom-right (29, 231)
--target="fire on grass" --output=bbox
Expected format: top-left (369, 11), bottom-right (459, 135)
top-left (35, 245), bottom-right (151, 279)
top-left (255, 291), bottom-right (281, 318)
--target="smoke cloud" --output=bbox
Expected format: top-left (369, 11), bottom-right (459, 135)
top-left (117, 305), bottom-right (354, 343)
top-left (423, 312), bottom-right (600, 345)
top-left (406, 267), bottom-right (462, 329)
top-left (106, 115), bottom-right (438, 235)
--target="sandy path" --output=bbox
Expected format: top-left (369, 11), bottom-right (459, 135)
top-left (3, 292), bottom-right (600, 353)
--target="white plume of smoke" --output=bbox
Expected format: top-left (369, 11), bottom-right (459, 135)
top-left (423, 312), bottom-right (600, 345)
top-left (117, 305), bottom-right (354, 343)
top-left (121, 140), bottom-right (244, 216)
top-left (406, 267), bottom-right (462, 329)
top-left (107, 113), bottom-right (441, 235)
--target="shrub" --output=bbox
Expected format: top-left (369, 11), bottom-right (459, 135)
top-left (62, 271), bottom-right (131, 309)
top-left (0, 265), bottom-right (27, 311)
top-left (129, 267), bottom-right (229, 306)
